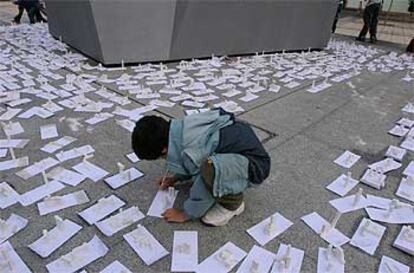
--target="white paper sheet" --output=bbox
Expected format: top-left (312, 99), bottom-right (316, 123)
top-left (360, 169), bottom-right (386, 189)
top-left (0, 149), bottom-right (6, 158)
top-left (19, 180), bottom-right (65, 206)
top-left (317, 247), bottom-right (345, 273)
top-left (104, 167), bottom-right (144, 189)
top-left (329, 191), bottom-right (369, 213)
top-left (0, 156), bottom-right (29, 171)
top-left (0, 214), bottom-right (28, 244)
top-left (0, 139), bottom-right (29, 148)
top-left (368, 158), bottom-right (401, 174)
top-left (2, 122), bottom-right (24, 136)
top-left (47, 167), bottom-right (86, 186)
top-left (78, 195), bottom-right (125, 225)
top-left (326, 173), bottom-right (359, 197)
top-left (385, 145), bottom-right (406, 161)
top-left (403, 161), bottom-right (414, 177)
top-left (29, 219), bottom-right (82, 258)
top-left (99, 261), bottom-right (132, 273)
top-left (72, 161), bottom-right (109, 182)
top-left (271, 244), bottom-right (304, 273)
top-left (126, 152), bottom-right (140, 163)
top-left (41, 136), bottom-right (76, 153)
top-left (95, 206), bottom-right (145, 236)
top-left (16, 157), bottom-right (60, 180)
top-left (400, 137), bottom-right (414, 151)
top-left (378, 256), bottom-right (410, 273)
top-left (393, 226), bottom-right (414, 256)
top-left (246, 212), bottom-right (293, 246)
top-left (0, 241), bottom-right (32, 273)
top-left (365, 206), bottom-right (414, 224)
top-left (301, 212), bottom-right (350, 247)
top-left (0, 182), bottom-right (20, 209)
top-left (46, 236), bottom-right (109, 273)
top-left (350, 218), bottom-right (386, 255)
top-left (171, 231), bottom-right (198, 272)
top-left (333, 151), bottom-right (361, 168)
top-left (396, 117), bottom-right (414, 128)
top-left (0, 108), bottom-right (22, 121)
top-left (236, 245), bottom-right (276, 273)
top-left (388, 125), bottom-right (409, 137)
top-left (37, 190), bottom-right (90, 215)
top-left (40, 124), bottom-right (58, 140)
top-left (56, 145), bottom-right (95, 162)
top-left (396, 177), bottom-right (414, 203)
top-left (124, 225), bottom-right (169, 266)
top-left (147, 188), bottom-right (179, 218)
top-left (195, 242), bottom-right (247, 273)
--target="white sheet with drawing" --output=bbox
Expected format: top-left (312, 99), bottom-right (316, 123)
top-left (124, 225), bottom-right (169, 266)
top-left (37, 190), bottom-right (89, 215)
top-left (78, 195), bottom-right (125, 225)
top-left (46, 235), bottom-right (109, 273)
top-left (95, 206), bottom-right (145, 236)
top-left (171, 231), bottom-right (198, 272)
top-left (19, 180), bottom-right (65, 207)
top-left (28, 219), bottom-right (82, 258)
top-left (0, 214), bottom-right (28, 244)
top-left (246, 212), bottom-right (293, 246)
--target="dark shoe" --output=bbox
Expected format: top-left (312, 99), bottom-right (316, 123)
top-left (356, 36), bottom-right (366, 42)
top-left (370, 36), bottom-right (378, 44)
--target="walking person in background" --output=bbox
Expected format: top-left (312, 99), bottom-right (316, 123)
top-left (332, 0), bottom-right (348, 33)
top-left (356, 0), bottom-right (383, 43)
top-left (12, 0), bottom-right (46, 24)
top-left (11, 3), bottom-right (25, 24)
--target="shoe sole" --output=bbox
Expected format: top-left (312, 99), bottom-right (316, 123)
top-left (201, 204), bottom-right (245, 227)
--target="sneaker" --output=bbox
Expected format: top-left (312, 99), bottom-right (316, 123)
top-left (356, 36), bottom-right (365, 42)
top-left (201, 202), bottom-right (245, 227)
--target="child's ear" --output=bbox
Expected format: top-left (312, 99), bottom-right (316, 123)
top-left (161, 146), bottom-right (168, 155)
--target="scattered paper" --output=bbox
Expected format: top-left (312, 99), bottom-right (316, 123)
top-left (171, 231), bottom-right (198, 272)
top-left (46, 235), bottom-right (109, 273)
top-left (29, 219), bottom-right (82, 258)
top-left (104, 167), bottom-right (144, 189)
top-left (147, 188), bottom-right (179, 218)
top-left (246, 212), bottom-right (293, 246)
top-left (0, 241), bottom-right (32, 273)
top-left (99, 261), bottom-right (132, 273)
top-left (78, 195), bottom-right (125, 225)
top-left (236, 245), bottom-right (276, 273)
top-left (333, 151), bottom-right (361, 168)
top-left (393, 226), bottom-right (414, 256)
top-left (0, 182), bottom-right (20, 209)
top-left (40, 124), bottom-right (58, 140)
top-left (0, 214), bottom-right (28, 244)
top-left (72, 161), bottom-right (109, 182)
top-left (271, 244), bottom-right (304, 273)
top-left (37, 190), bottom-right (90, 215)
top-left (326, 173), bottom-right (359, 197)
top-left (350, 218), bottom-right (386, 255)
top-left (19, 180), bottom-right (65, 207)
top-left (96, 206), bottom-right (145, 236)
top-left (378, 256), bottom-right (410, 273)
top-left (124, 225), bottom-right (169, 266)
top-left (195, 242), bottom-right (247, 273)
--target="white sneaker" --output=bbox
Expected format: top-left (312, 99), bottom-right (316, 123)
top-left (201, 202), bottom-right (245, 227)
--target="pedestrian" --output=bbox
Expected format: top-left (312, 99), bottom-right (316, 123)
top-left (11, 3), bottom-right (24, 24)
top-left (12, 0), bottom-right (46, 24)
top-left (332, 0), bottom-right (348, 33)
top-left (356, 0), bottom-right (383, 43)
top-left (131, 109), bottom-right (271, 226)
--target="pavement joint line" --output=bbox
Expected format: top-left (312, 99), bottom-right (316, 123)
top-left (267, 68), bottom-right (403, 153)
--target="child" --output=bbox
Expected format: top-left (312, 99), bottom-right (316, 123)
top-left (131, 108), bottom-right (270, 226)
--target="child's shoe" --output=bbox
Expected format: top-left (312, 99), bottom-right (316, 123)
top-left (201, 202), bottom-right (245, 227)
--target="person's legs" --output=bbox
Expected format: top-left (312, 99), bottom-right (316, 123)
top-left (200, 153), bottom-right (250, 226)
top-left (26, 6), bottom-right (36, 24)
top-left (369, 4), bottom-right (381, 42)
top-left (357, 6), bottom-right (372, 40)
top-left (201, 158), bottom-right (244, 211)
top-left (13, 5), bottom-right (24, 24)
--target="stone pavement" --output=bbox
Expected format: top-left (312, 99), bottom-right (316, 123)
top-left (0, 5), bottom-right (414, 273)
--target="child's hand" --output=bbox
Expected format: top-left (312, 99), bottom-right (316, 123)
top-left (158, 176), bottom-right (177, 190)
top-left (162, 208), bottom-right (188, 223)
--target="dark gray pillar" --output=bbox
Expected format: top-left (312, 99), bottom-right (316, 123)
top-left (45, 0), bottom-right (338, 65)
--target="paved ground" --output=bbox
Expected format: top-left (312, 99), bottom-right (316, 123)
top-left (0, 3), bottom-right (414, 273)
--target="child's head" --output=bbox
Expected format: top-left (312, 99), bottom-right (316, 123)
top-left (131, 116), bottom-right (170, 160)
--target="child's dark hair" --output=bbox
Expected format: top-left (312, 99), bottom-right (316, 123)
top-left (131, 116), bottom-right (170, 160)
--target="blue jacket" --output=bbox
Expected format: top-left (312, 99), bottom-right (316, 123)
top-left (166, 109), bottom-right (271, 218)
